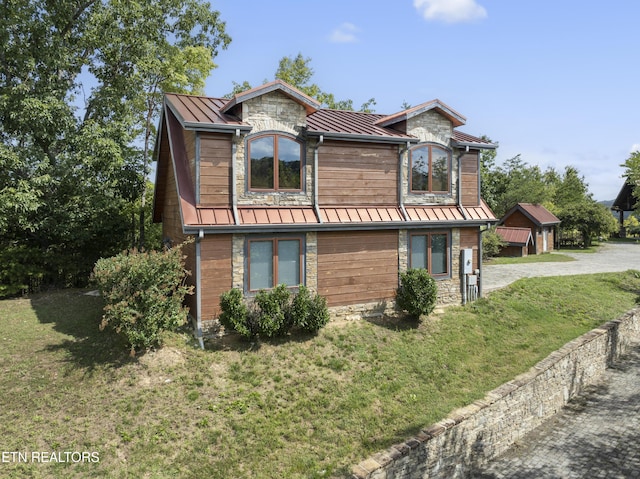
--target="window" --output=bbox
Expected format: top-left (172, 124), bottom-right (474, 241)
top-left (410, 144), bottom-right (450, 193)
top-left (248, 134), bottom-right (302, 191)
top-left (409, 232), bottom-right (449, 277)
top-left (247, 238), bottom-right (303, 291)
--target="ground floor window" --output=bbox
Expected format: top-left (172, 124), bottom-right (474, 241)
top-left (409, 231), bottom-right (450, 277)
top-left (247, 237), bottom-right (303, 291)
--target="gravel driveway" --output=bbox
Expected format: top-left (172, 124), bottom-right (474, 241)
top-left (482, 242), bottom-right (640, 293)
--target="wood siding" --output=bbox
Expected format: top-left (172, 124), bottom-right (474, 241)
top-left (318, 141), bottom-right (398, 206)
top-left (317, 231), bottom-right (398, 306)
top-left (459, 227), bottom-right (480, 270)
top-left (460, 151), bottom-right (479, 206)
top-left (199, 132), bottom-right (232, 206)
top-left (200, 235), bottom-right (233, 319)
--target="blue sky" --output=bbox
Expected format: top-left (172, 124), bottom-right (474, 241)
top-left (204, 0), bottom-right (640, 201)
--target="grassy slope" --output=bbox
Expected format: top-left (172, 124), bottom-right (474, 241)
top-left (1, 271), bottom-right (639, 478)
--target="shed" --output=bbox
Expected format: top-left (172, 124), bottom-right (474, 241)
top-left (500, 203), bottom-right (560, 254)
top-left (611, 180), bottom-right (637, 237)
top-left (495, 226), bottom-right (534, 257)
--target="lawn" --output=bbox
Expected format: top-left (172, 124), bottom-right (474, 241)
top-left (1, 271), bottom-right (639, 478)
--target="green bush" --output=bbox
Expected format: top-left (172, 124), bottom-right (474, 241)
top-left (219, 285), bottom-right (330, 340)
top-left (92, 244), bottom-right (193, 354)
top-left (395, 268), bottom-right (438, 319)
top-left (290, 285), bottom-right (330, 332)
top-left (482, 227), bottom-right (507, 260)
top-left (254, 284), bottom-right (292, 338)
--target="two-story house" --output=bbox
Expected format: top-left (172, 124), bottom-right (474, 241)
top-left (152, 80), bottom-right (497, 340)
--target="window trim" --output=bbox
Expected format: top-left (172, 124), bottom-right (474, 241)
top-left (246, 236), bottom-right (305, 292)
top-left (408, 231), bottom-right (451, 279)
top-left (409, 143), bottom-right (451, 194)
top-left (247, 132), bottom-right (304, 192)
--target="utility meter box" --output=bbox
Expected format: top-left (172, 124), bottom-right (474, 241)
top-left (461, 249), bottom-right (473, 275)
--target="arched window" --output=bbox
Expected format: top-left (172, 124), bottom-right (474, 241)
top-left (410, 144), bottom-right (450, 193)
top-left (248, 133), bottom-right (303, 191)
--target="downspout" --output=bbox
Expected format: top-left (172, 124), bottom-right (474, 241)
top-left (399, 142), bottom-right (410, 220)
top-left (313, 135), bottom-right (324, 223)
top-left (231, 128), bottom-right (240, 225)
top-left (195, 228), bottom-right (204, 349)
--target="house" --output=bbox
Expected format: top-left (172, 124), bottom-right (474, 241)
top-left (611, 180), bottom-right (637, 237)
top-left (499, 203), bottom-right (560, 254)
top-left (495, 226), bottom-right (534, 257)
top-left (152, 80), bottom-right (498, 340)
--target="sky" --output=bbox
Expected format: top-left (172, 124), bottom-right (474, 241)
top-left (203, 0), bottom-right (640, 201)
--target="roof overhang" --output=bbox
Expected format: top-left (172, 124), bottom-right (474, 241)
top-left (221, 79), bottom-right (321, 115)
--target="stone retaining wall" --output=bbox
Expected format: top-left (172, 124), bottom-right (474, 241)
top-left (351, 307), bottom-right (640, 479)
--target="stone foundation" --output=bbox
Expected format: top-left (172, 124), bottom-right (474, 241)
top-left (351, 307), bottom-right (640, 479)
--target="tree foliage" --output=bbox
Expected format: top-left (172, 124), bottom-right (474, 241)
top-left (0, 0), bottom-right (230, 295)
top-left (622, 150), bottom-right (640, 214)
top-left (480, 143), bottom-right (617, 246)
top-left (229, 53), bottom-right (377, 112)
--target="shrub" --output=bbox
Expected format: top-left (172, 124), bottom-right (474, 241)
top-left (395, 268), bottom-right (438, 319)
top-left (219, 285), bottom-right (330, 340)
top-left (482, 227), bottom-right (507, 260)
top-left (254, 284), bottom-right (292, 338)
top-left (92, 244), bottom-right (193, 355)
top-left (219, 288), bottom-right (258, 339)
top-left (290, 285), bottom-right (330, 333)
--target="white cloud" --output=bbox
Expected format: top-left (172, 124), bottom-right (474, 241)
top-left (413, 0), bottom-right (487, 24)
top-left (328, 22), bottom-right (360, 43)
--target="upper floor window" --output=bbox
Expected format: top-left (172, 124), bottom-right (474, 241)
top-left (410, 144), bottom-right (450, 193)
top-left (248, 134), bottom-right (302, 191)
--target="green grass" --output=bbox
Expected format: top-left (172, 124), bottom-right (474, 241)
top-left (485, 252), bottom-right (575, 265)
top-left (1, 272), bottom-right (640, 478)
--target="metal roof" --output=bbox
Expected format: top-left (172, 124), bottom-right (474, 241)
top-left (504, 203), bottom-right (561, 226)
top-left (306, 109), bottom-right (416, 143)
top-left (496, 226), bottom-right (533, 246)
top-left (374, 99), bottom-right (466, 128)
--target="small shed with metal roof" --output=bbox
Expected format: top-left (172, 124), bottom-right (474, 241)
top-left (499, 203), bottom-right (561, 254)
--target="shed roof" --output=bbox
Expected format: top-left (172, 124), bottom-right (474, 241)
top-left (503, 203), bottom-right (561, 226)
top-left (495, 226), bottom-right (533, 246)
top-left (612, 180), bottom-right (637, 212)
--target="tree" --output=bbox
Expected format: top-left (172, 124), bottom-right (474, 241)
top-left (557, 200), bottom-right (618, 247)
top-left (229, 53), bottom-right (376, 112)
top-left (0, 0), bottom-right (230, 295)
top-left (622, 150), bottom-right (640, 214)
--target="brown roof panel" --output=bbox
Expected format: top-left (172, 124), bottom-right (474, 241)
top-left (374, 99), bottom-right (466, 128)
top-left (319, 207), bottom-right (404, 223)
top-left (452, 131), bottom-right (497, 148)
top-left (505, 203), bottom-right (560, 225)
top-left (307, 109), bottom-right (416, 142)
top-left (496, 226), bottom-right (533, 246)
top-left (165, 93), bottom-right (247, 129)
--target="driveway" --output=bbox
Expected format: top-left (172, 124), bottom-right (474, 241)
top-left (482, 242), bottom-right (640, 293)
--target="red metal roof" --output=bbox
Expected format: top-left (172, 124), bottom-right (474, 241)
top-left (165, 93), bottom-right (246, 129)
top-left (306, 109), bottom-right (415, 142)
top-left (496, 226), bottom-right (533, 246)
top-left (238, 207), bottom-right (317, 225)
top-left (452, 131), bottom-right (496, 148)
top-left (507, 203), bottom-right (561, 225)
top-left (320, 207), bottom-right (404, 223)
top-left (405, 202), bottom-right (496, 223)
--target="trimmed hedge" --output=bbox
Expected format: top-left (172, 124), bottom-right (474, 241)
top-left (395, 268), bottom-right (438, 319)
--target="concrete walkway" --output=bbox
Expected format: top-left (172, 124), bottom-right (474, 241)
top-left (471, 242), bottom-right (640, 478)
top-left (482, 242), bottom-right (640, 293)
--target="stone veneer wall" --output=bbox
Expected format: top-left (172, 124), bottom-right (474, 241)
top-left (351, 307), bottom-right (640, 479)
top-left (403, 111), bottom-right (457, 207)
top-left (236, 91), bottom-right (313, 206)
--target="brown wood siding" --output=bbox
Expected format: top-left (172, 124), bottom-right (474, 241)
top-left (200, 235), bottom-right (233, 319)
top-left (460, 151), bottom-right (479, 206)
top-left (199, 132), bottom-right (232, 206)
top-left (318, 141), bottom-right (398, 206)
top-left (459, 227), bottom-right (480, 270)
top-left (184, 129), bottom-right (197, 183)
top-left (161, 154), bottom-right (187, 244)
top-left (317, 231), bottom-right (398, 306)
